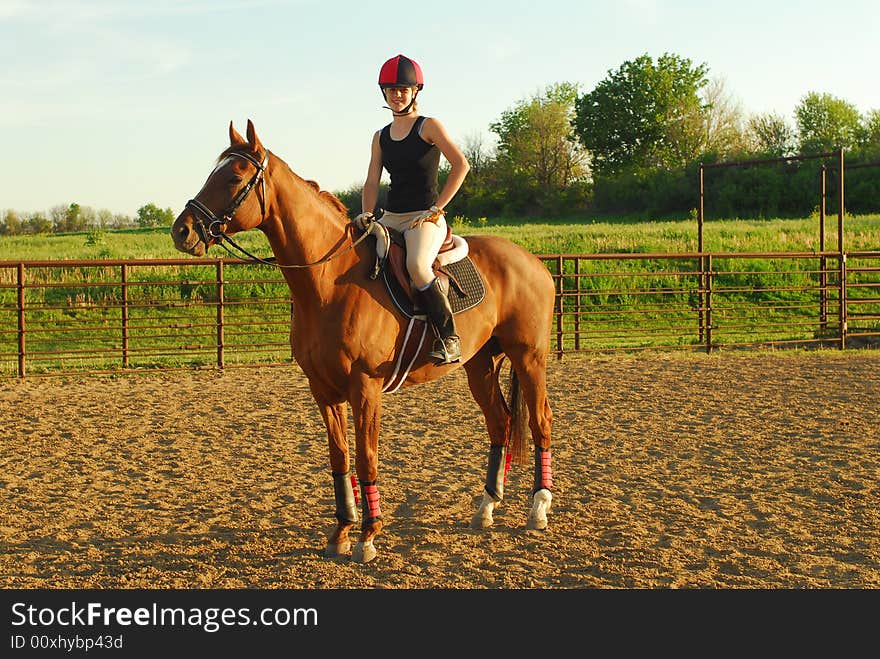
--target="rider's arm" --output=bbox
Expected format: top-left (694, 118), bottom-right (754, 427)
top-left (421, 117), bottom-right (470, 211)
top-left (362, 130), bottom-right (383, 214)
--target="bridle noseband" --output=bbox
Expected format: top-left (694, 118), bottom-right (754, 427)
top-left (185, 149), bottom-right (269, 245)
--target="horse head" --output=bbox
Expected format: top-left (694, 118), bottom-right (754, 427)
top-left (171, 119), bottom-right (269, 256)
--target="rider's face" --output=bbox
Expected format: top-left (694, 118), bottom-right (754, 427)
top-left (385, 86), bottom-right (415, 108)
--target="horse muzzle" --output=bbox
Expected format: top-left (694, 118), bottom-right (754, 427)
top-left (171, 212), bottom-right (210, 256)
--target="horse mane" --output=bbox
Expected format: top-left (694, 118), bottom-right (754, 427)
top-left (217, 145), bottom-right (350, 219)
top-left (303, 179), bottom-right (350, 216)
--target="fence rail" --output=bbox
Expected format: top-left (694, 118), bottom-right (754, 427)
top-left (1, 252), bottom-right (879, 378)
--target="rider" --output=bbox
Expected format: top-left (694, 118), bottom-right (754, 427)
top-left (355, 54), bottom-right (470, 364)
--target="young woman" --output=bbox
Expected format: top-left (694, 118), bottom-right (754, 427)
top-left (356, 54), bottom-right (471, 364)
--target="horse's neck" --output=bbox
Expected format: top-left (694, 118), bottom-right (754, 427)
top-left (263, 163), bottom-right (352, 297)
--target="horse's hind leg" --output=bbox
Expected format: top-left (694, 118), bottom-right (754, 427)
top-left (464, 343), bottom-right (512, 529)
top-left (505, 344), bottom-right (554, 530)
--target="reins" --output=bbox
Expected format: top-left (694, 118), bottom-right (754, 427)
top-left (187, 149), bottom-right (372, 270)
top-left (216, 222), bottom-right (374, 269)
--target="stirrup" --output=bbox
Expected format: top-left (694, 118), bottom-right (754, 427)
top-left (428, 335), bottom-right (461, 364)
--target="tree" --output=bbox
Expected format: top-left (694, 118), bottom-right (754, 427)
top-left (136, 203), bottom-right (175, 228)
top-left (795, 92), bottom-right (862, 154)
top-left (746, 112), bottom-right (798, 157)
top-left (460, 131), bottom-right (494, 176)
top-left (0, 210), bottom-right (23, 235)
top-left (490, 82), bottom-right (589, 191)
top-left (572, 53), bottom-right (709, 176)
top-left (25, 212), bottom-right (52, 234)
top-left (701, 76), bottom-right (749, 158)
top-left (860, 109), bottom-right (880, 152)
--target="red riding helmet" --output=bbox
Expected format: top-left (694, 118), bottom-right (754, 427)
top-left (378, 54), bottom-right (424, 90)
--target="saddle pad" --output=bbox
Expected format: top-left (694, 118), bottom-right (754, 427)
top-left (382, 256), bottom-right (486, 319)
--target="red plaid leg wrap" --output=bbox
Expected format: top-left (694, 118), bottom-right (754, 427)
top-left (350, 474), bottom-right (360, 505)
top-left (533, 447), bottom-right (553, 492)
top-left (360, 481), bottom-right (381, 521)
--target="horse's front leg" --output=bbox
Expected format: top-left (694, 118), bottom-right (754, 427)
top-left (314, 398), bottom-right (359, 557)
top-left (348, 375), bottom-right (384, 563)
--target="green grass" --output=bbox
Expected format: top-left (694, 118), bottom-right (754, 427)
top-left (449, 213), bottom-right (880, 255)
top-left (2, 213), bottom-right (878, 261)
top-left (1, 214), bottom-right (878, 376)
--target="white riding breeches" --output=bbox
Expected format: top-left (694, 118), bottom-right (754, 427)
top-left (379, 210), bottom-right (447, 290)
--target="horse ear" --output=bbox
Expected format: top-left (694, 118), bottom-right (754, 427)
top-left (246, 119), bottom-right (263, 153)
top-left (229, 121), bottom-right (246, 146)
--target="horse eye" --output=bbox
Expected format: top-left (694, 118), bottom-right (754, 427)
top-left (228, 176), bottom-right (243, 186)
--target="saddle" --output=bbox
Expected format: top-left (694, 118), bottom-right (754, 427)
top-left (366, 221), bottom-right (485, 318)
top-left (358, 220), bottom-right (485, 393)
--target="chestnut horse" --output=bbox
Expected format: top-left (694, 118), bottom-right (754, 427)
top-left (171, 120), bottom-right (555, 563)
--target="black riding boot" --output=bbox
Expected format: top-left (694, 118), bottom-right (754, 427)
top-left (420, 278), bottom-right (461, 364)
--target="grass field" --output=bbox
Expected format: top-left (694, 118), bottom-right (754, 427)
top-left (1, 214), bottom-right (878, 375)
top-left (2, 213), bottom-right (879, 260)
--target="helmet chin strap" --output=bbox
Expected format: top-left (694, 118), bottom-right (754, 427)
top-left (382, 89), bottom-right (418, 115)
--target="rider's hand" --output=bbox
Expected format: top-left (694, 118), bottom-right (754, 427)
top-left (353, 211), bottom-right (374, 231)
top-left (410, 206), bottom-right (444, 228)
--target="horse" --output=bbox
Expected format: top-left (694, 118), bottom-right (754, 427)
top-left (170, 120), bottom-right (555, 563)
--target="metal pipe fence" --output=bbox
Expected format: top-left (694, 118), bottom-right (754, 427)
top-left (1, 252), bottom-right (878, 378)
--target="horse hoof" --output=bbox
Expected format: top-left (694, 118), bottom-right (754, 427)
top-left (323, 541), bottom-right (351, 558)
top-left (470, 512), bottom-right (494, 529)
top-left (351, 541), bottom-right (377, 563)
top-left (526, 489), bottom-right (552, 531)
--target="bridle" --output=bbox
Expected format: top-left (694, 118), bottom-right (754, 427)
top-left (185, 148), bottom-right (372, 269)
top-left (186, 149), bottom-right (269, 248)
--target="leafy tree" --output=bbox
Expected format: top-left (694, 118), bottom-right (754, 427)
top-left (860, 109), bottom-right (880, 152)
top-left (26, 212), bottom-right (52, 234)
top-left (572, 53), bottom-right (709, 176)
top-left (490, 82), bottom-right (589, 191)
top-left (795, 92), bottom-right (862, 154)
top-left (136, 203), bottom-right (175, 228)
top-left (746, 112), bottom-right (798, 157)
top-left (0, 209), bottom-right (23, 235)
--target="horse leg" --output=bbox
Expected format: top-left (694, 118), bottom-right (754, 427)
top-left (464, 345), bottom-right (512, 529)
top-left (313, 397), bottom-right (359, 557)
top-left (348, 375), bottom-right (384, 563)
top-left (506, 345), bottom-right (554, 530)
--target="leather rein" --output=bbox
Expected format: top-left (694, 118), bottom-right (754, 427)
top-left (185, 149), bottom-right (370, 269)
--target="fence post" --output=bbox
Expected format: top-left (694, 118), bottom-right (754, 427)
top-left (837, 148), bottom-right (846, 350)
top-left (216, 260), bottom-right (225, 368)
top-left (121, 263), bottom-right (129, 369)
top-left (574, 257), bottom-right (581, 352)
top-left (17, 263), bottom-right (25, 378)
top-left (839, 254), bottom-right (847, 350)
top-left (698, 164), bottom-right (705, 342)
top-left (837, 148), bottom-right (845, 255)
top-left (819, 165), bottom-right (827, 330)
top-left (555, 256), bottom-right (563, 359)
top-left (705, 254), bottom-right (713, 353)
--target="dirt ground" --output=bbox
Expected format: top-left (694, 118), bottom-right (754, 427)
top-left (1, 350), bottom-right (878, 589)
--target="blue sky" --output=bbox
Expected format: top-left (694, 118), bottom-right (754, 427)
top-left (1, 0), bottom-right (879, 219)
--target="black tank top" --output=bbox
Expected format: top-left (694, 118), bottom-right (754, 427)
top-left (380, 116), bottom-right (441, 212)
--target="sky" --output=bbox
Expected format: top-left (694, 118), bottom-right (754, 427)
top-left (1, 0), bottom-right (879, 220)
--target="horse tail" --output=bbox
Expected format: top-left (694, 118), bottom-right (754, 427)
top-left (506, 363), bottom-right (529, 466)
